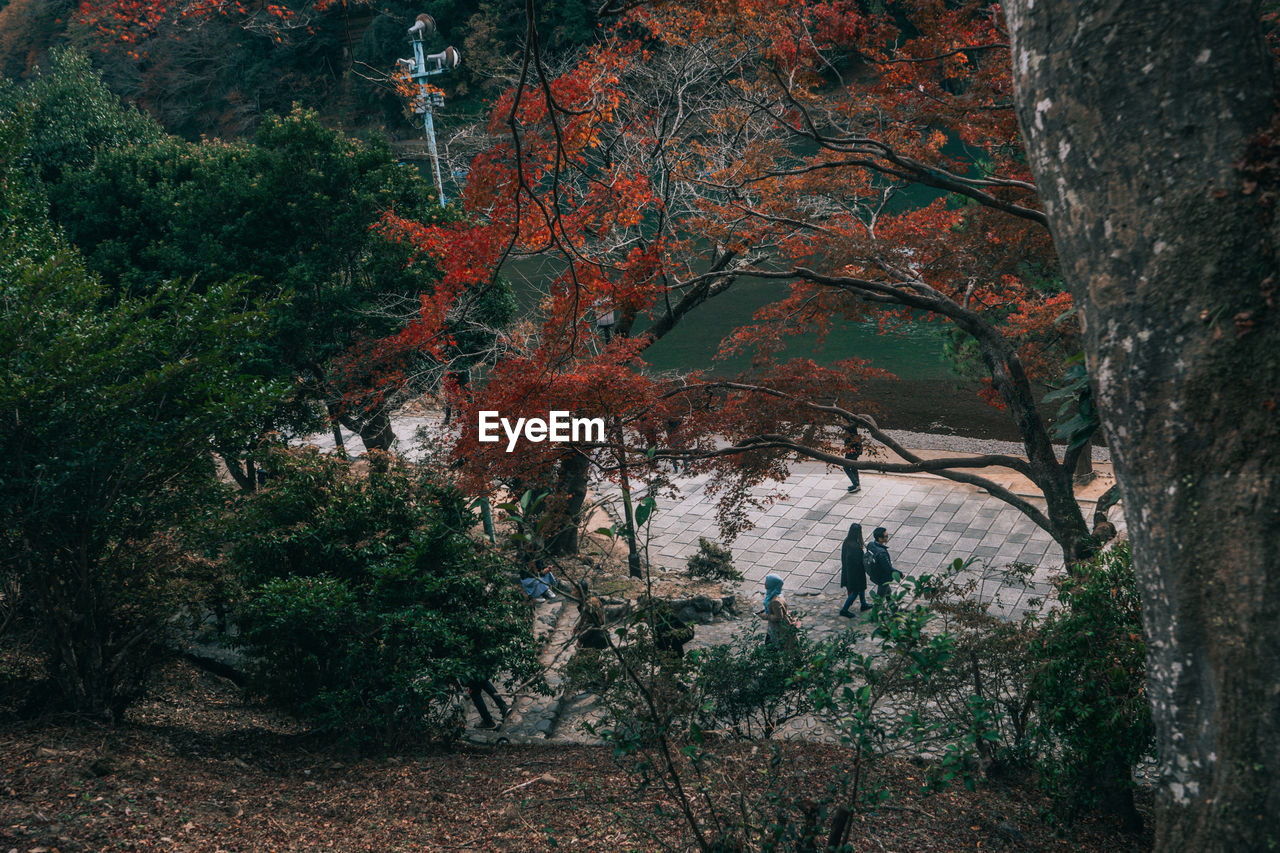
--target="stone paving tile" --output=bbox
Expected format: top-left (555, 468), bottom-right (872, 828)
top-left (598, 462), bottom-right (1069, 601)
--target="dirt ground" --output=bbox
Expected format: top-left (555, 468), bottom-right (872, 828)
top-left (0, 657), bottom-right (1154, 853)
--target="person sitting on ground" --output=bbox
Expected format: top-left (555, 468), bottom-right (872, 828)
top-left (646, 600), bottom-right (695, 659)
top-left (520, 557), bottom-right (557, 600)
top-left (838, 522), bottom-right (870, 616)
top-left (1092, 511), bottom-right (1119, 545)
top-left (574, 580), bottom-right (608, 650)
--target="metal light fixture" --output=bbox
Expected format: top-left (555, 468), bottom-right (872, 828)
top-left (398, 13), bottom-right (461, 205)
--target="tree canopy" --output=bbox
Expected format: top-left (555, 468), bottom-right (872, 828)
top-left (0, 107), bottom-right (292, 716)
top-left (369, 0), bottom-right (1094, 559)
top-left (29, 64), bottom-right (495, 457)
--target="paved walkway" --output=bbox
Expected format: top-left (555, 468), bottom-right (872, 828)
top-left (479, 457), bottom-right (1118, 745)
top-left (305, 415), bottom-right (1112, 617)
top-left (606, 455), bottom-right (1112, 621)
top-left (302, 415), bottom-right (1121, 744)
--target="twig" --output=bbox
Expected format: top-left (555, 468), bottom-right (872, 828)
top-left (500, 772), bottom-right (557, 795)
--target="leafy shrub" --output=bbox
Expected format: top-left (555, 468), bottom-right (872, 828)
top-left (810, 577), bottom-right (977, 804)
top-left (222, 448), bottom-right (443, 588)
top-left (0, 114), bottom-right (286, 717)
top-left (820, 550), bottom-right (1150, 823)
top-left (685, 537), bottom-right (742, 582)
top-left (910, 558), bottom-right (1045, 776)
top-left (579, 617), bottom-right (802, 850)
top-left (1032, 542), bottom-right (1151, 829)
top-left (693, 625), bottom-right (857, 740)
top-left (225, 450), bottom-right (541, 746)
top-left (573, 606), bottom-right (700, 744)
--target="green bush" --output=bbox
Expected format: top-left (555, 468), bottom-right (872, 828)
top-left (222, 448), bottom-right (441, 588)
top-left (1032, 542), bottom-right (1152, 829)
top-left (693, 625), bottom-right (858, 740)
top-left (911, 558), bottom-right (1044, 777)
top-left (811, 577), bottom-right (975, 804)
top-left (225, 450), bottom-right (541, 745)
top-left (685, 537), bottom-right (742, 582)
top-left (0, 110), bottom-right (288, 718)
top-left (0, 48), bottom-right (163, 184)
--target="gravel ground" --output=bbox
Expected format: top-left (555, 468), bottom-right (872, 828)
top-left (880, 428), bottom-right (1112, 463)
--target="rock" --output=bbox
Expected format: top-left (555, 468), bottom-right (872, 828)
top-left (996, 822), bottom-right (1026, 844)
top-left (675, 605), bottom-right (702, 625)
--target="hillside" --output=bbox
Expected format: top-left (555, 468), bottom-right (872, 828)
top-left (1, 657), bottom-right (1153, 852)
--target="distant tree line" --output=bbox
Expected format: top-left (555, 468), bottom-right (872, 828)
top-left (0, 0), bottom-right (603, 140)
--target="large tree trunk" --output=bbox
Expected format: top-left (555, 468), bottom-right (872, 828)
top-left (1008, 2), bottom-right (1280, 848)
top-left (971, 329), bottom-right (1093, 561)
top-left (547, 449), bottom-right (590, 556)
top-left (343, 406), bottom-right (397, 454)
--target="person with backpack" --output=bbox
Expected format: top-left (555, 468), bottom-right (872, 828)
top-left (838, 522), bottom-right (870, 616)
top-left (866, 526), bottom-right (900, 600)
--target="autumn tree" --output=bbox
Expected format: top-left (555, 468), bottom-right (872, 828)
top-left (1007, 0), bottom-right (1280, 848)
top-left (385, 0), bottom-right (1097, 561)
top-left (368, 15), bottom-right (886, 556)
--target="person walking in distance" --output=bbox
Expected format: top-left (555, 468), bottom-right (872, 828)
top-left (842, 427), bottom-right (864, 493)
top-left (838, 523), bottom-right (870, 616)
top-left (866, 527), bottom-right (898, 601)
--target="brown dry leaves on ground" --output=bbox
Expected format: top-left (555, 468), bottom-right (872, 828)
top-left (0, 659), bottom-right (1153, 853)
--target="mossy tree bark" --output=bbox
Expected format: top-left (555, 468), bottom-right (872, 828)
top-left (1008, 1), bottom-right (1280, 848)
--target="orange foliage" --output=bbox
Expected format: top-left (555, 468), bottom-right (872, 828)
top-left (73, 0), bottom-right (1085, 533)
top-left (359, 0), bottom-right (1079, 531)
top-left (77, 0), bottom-right (360, 47)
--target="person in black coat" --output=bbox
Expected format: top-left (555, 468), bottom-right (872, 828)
top-left (867, 526), bottom-right (899, 599)
top-left (838, 522), bottom-right (869, 617)
top-left (842, 427), bottom-right (864, 493)
top-left (465, 678), bottom-right (508, 729)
